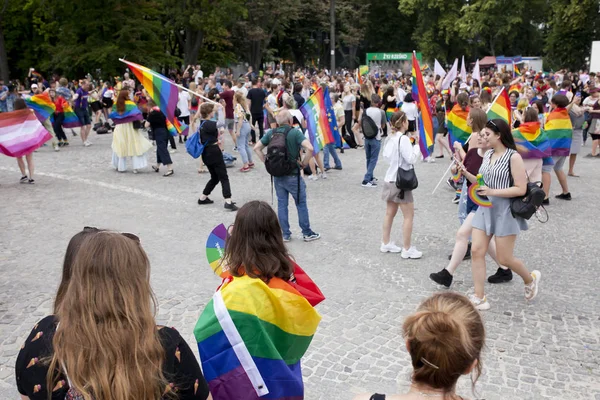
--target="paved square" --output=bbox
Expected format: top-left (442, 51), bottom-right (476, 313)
top-left (0, 130), bottom-right (599, 399)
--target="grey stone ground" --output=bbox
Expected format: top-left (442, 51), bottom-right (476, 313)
top-left (0, 128), bottom-right (599, 400)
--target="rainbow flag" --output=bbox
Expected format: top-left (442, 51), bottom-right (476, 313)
top-left (194, 275), bottom-right (321, 400)
top-left (300, 87), bottom-right (340, 153)
top-left (311, 82), bottom-right (319, 92)
top-left (25, 93), bottom-right (55, 123)
top-left (385, 107), bottom-right (397, 122)
top-left (0, 109), bottom-right (52, 157)
top-left (508, 83), bottom-right (522, 95)
top-left (447, 104), bottom-right (472, 145)
top-left (514, 64), bottom-right (522, 77)
top-left (545, 108), bottom-right (572, 156)
top-left (411, 52), bottom-right (434, 158)
top-left (62, 103), bottom-right (82, 128)
top-left (121, 60), bottom-right (188, 136)
top-left (323, 87), bottom-right (342, 147)
top-left (109, 101), bottom-right (144, 125)
top-left (487, 88), bottom-right (511, 126)
top-left (359, 65), bottom-right (369, 76)
top-left (512, 121), bottom-right (551, 159)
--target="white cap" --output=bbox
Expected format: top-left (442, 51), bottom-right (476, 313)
top-left (31, 83), bottom-right (39, 89)
top-left (272, 78), bottom-right (281, 85)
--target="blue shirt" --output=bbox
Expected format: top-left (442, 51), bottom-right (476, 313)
top-left (0, 86), bottom-right (8, 112)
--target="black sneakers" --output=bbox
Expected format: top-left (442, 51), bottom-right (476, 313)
top-left (224, 202), bottom-right (239, 211)
top-left (429, 269), bottom-right (453, 288)
top-left (448, 243), bottom-right (471, 260)
top-left (555, 192), bottom-right (571, 200)
top-left (197, 197), bottom-right (214, 205)
top-left (488, 267), bottom-right (513, 284)
top-left (542, 198), bottom-right (550, 205)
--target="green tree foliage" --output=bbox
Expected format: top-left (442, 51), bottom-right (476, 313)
top-left (336, 0), bottom-right (370, 68)
top-left (362, 0), bottom-right (417, 54)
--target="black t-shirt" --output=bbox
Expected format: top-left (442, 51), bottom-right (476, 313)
top-left (199, 119), bottom-right (219, 143)
top-left (147, 110), bottom-right (167, 130)
top-left (293, 92), bottom-right (305, 108)
top-left (360, 94), bottom-right (371, 109)
top-left (246, 88), bottom-right (266, 115)
top-left (15, 315), bottom-right (210, 400)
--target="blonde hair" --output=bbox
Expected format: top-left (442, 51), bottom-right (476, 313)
top-left (361, 81), bottom-right (374, 100)
top-left (234, 91), bottom-right (247, 112)
top-left (517, 98), bottom-right (528, 111)
top-left (468, 108), bottom-right (487, 133)
top-left (403, 292), bottom-right (484, 396)
top-left (48, 232), bottom-right (167, 400)
top-left (390, 110), bottom-right (408, 131)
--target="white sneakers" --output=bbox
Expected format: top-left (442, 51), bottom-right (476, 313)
top-left (84, 140), bottom-right (92, 147)
top-left (469, 294), bottom-right (491, 311)
top-left (308, 175), bottom-right (318, 181)
top-left (401, 246), bottom-right (423, 259)
top-left (381, 243), bottom-right (423, 259)
top-left (525, 270), bottom-right (541, 301)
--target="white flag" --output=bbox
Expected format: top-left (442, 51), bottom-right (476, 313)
top-left (441, 59), bottom-right (458, 89)
top-left (434, 59), bottom-right (446, 79)
top-left (472, 59), bottom-right (481, 84)
top-left (460, 56), bottom-right (467, 82)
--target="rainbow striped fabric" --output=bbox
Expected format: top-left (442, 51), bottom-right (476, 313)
top-left (300, 87), bottom-right (341, 153)
top-left (512, 121), bottom-right (551, 159)
top-left (487, 88), bottom-right (511, 126)
top-left (544, 108), bottom-right (572, 156)
top-left (411, 52), bottom-right (434, 157)
top-left (447, 104), bottom-right (472, 145)
top-left (0, 109), bottom-right (52, 157)
top-left (194, 275), bottom-right (321, 400)
top-left (109, 101), bottom-right (143, 125)
top-left (62, 103), bottom-right (82, 128)
top-left (121, 60), bottom-right (188, 137)
top-left (25, 93), bottom-right (55, 122)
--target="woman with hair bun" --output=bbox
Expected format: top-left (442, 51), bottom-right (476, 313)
top-left (354, 292), bottom-right (485, 400)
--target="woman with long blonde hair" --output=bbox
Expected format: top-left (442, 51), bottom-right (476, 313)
top-left (15, 230), bottom-right (211, 400)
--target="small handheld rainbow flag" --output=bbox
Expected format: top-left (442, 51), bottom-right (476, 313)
top-left (0, 109), bottom-right (52, 157)
top-left (545, 108), bottom-right (572, 156)
top-left (447, 104), bottom-right (472, 145)
top-left (486, 87), bottom-right (511, 126)
top-left (25, 93), bottom-right (55, 123)
top-left (300, 87), bottom-right (341, 153)
top-left (109, 101), bottom-right (144, 125)
top-left (411, 52), bottom-right (434, 157)
top-left (62, 103), bottom-right (82, 128)
top-left (512, 121), bottom-right (552, 159)
top-left (468, 174), bottom-right (492, 208)
top-left (194, 274), bottom-right (322, 400)
top-left (514, 64), bottom-right (522, 77)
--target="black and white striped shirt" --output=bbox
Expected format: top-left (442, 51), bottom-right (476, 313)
top-left (479, 148), bottom-right (516, 190)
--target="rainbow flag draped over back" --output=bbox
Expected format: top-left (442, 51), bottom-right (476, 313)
top-left (25, 93), bottom-right (55, 123)
top-left (120, 59), bottom-right (188, 137)
top-left (512, 121), bottom-right (552, 159)
top-left (487, 88), bottom-right (511, 126)
top-left (194, 275), bottom-right (321, 400)
top-left (544, 108), bottom-right (572, 156)
top-left (62, 102), bottom-right (82, 128)
top-left (109, 101), bottom-right (144, 125)
top-left (411, 52), bottom-right (434, 157)
top-left (447, 104), bottom-right (472, 145)
top-left (299, 87), bottom-right (340, 153)
top-left (0, 109), bottom-right (52, 157)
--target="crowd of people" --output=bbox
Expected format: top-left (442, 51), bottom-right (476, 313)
top-left (3, 61), bottom-right (597, 399)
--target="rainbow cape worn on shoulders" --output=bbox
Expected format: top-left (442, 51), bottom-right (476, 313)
top-left (447, 104), bottom-right (471, 145)
top-left (512, 121), bottom-right (552, 159)
top-left (25, 93), bottom-right (55, 123)
top-left (62, 102), bottom-right (82, 128)
top-left (194, 274), bottom-right (322, 400)
top-left (0, 109), bottom-right (52, 157)
top-left (109, 101), bottom-right (144, 125)
top-left (544, 107), bottom-right (572, 157)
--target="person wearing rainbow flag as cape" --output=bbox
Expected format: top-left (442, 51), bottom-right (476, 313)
top-left (194, 201), bottom-right (324, 400)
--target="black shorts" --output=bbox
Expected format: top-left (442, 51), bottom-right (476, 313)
top-left (178, 115), bottom-right (190, 125)
top-left (591, 133), bottom-right (600, 141)
top-left (75, 107), bottom-right (91, 125)
top-left (102, 98), bottom-right (113, 109)
top-left (90, 102), bottom-right (102, 112)
top-left (408, 120), bottom-right (416, 132)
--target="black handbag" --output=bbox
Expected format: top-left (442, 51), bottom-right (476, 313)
top-left (507, 153), bottom-right (546, 220)
top-left (395, 134), bottom-right (418, 191)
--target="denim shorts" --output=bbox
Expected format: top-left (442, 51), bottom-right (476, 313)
top-left (75, 107), bottom-right (91, 125)
top-left (466, 195), bottom-right (479, 215)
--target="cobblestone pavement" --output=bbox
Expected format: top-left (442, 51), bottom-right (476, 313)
top-left (1, 129), bottom-right (599, 399)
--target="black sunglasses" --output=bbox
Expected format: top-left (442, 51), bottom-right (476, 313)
top-left (83, 226), bottom-right (140, 243)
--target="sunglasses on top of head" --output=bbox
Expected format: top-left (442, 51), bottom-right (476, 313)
top-left (83, 226), bottom-right (140, 243)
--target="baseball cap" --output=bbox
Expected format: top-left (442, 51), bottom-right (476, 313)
top-left (31, 83), bottom-right (39, 89)
top-left (272, 78), bottom-right (281, 85)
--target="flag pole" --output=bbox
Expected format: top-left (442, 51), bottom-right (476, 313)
top-left (486, 86), bottom-right (505, 113)
top-left (118, 59), bottom-right (219, 105)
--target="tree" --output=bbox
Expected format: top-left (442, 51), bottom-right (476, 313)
top-left (335, 0), bottom-right (370, 69)
top-left (0, 0), bottom-right (10, 81)
top-left (545, 0), bottom-right (600, 71)
top-left (362, 0), bottom-right (417, 55)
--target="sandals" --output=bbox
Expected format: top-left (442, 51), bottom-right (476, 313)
top-left (163, 170), bottom-right (174, 177)
top-left (248, 162), bottom-right (255, 168)
top-left (152, 165), bottom-right (160, 173)
top-left (240, 166), bottom-right (251, 172)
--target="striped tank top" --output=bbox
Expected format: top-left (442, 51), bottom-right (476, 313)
top-left (479, 148), bottom-right (516, 190)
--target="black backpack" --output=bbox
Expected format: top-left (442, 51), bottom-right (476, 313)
top-left (265, 126), bottom-right (297, 177)
top-left (508, 152), bottom-right (547, 221)
top-left (361, 112), bottom-right (379, 139)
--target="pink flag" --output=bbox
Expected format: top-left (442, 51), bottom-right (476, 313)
top-left (0, 109), bottom-right (52, 157)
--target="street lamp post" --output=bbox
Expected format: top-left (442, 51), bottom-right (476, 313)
top-left (330, 0), bottom-right (335, 74)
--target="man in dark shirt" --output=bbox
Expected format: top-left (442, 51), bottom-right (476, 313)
top-left (293, 83), bottom-right (305, 108)
top-left (246, 78), bottom-right (266, 142)
top-left (219, 80), bottom-right (237, 150)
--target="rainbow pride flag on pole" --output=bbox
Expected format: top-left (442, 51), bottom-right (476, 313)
top-left (512, 121), bottom-right (552, 159)
top-left (545, 107), bottom-right (572, 156)
top-left (486, 87), bottom-right (511, 126)
top-left (120, 59), bottom-right (188, 137)
top-left (447, 104), bottom-right (472, 145)
top-left (411, 51), bottom-right (434, 157)
top-left (194, 275), bottom-right (321, 400)
top-left (62, 102), bottom-right (82, 128)
top-left (0, 109), bottom-right (52, 157)
top-left (109, 101), bottom-right (144, 125)
top-left (323, 87), bottom-right (342, 148)
top-left (300, 87), bottom-right (341, 153)
top-left (25, 93), bottom-right (55, 123)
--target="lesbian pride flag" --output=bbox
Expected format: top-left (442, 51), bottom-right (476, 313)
top-left (300, 87), bottom-right (341, 153)
top-left (121, 59), bottom-right (188, 137)
top-left (411, 52), bottom-right (434, 157)
top-left (0, 109), bottom-right (52, 157)
top-left (25, 93), bottom-right (55, 122)
top-left (194, 274), bottom-right (321, 400)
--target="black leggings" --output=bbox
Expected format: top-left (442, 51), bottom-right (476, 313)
top-left (343, 110), bottom-right (353, 137)
top-left (251, 113), bottom-right (264, 143)
top-left (53, 112), bottom-right (67, 141)
top-left (202, 146), bottom-right (232, 199)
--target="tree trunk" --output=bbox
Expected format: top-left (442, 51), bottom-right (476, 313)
top-left (184, 30), bottom-right (204, 66)
top-left (348, 45), bottom-right (358, 69)
top-left (249, 40), bottom-right (262, 71)
top-left (0, 0), bottom-right (9, 82)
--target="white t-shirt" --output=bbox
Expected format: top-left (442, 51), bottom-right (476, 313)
top-left (233, 85), bottom-right (248, 98)
top-left (266, 93), bottom-right (278, 112)
top-left (365, 106), bottom-right (385, 140)
top-left (194, 70), bottom-right (204, 85)
top-left (383, 133), bottom-right (421, 182)
top-left (342, 94), bottom-right (355, 111)
top-left (177, 91), bottom-right (191, 117)
top-left (401, 102), bottom-right (419, 121)
top-left (103, 89), bottom-right (114, 99)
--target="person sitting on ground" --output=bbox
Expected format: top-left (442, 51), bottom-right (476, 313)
top-left (16, 229), bottom-right (211, 400)
top-left (353, 292), bottom-right (484, 400)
